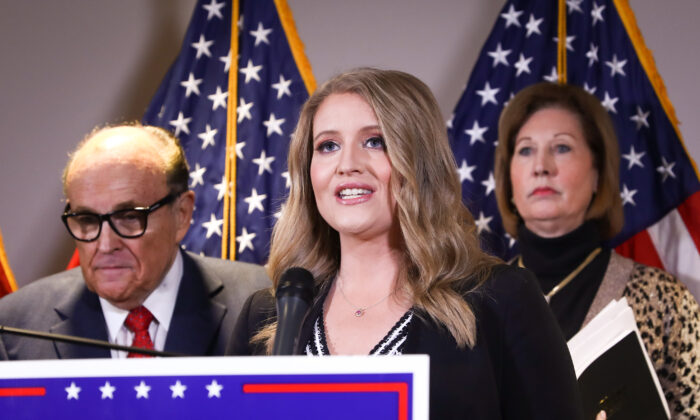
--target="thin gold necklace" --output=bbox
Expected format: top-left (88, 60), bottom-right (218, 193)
top-left (518, 247), bottom-right (602, 303)
top-left (336, 277), bottom-right (393, 317)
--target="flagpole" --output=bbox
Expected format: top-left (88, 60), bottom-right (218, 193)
top-left (224, 0), bottom-right (241, 260)
top-left (557, 0), bottom-right (567, 84)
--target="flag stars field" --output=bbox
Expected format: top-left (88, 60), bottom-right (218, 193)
top-left (657, 157), bottom-right (676, 182)
top-left (465, 120), bottom-right (488, 145)
top-left (591, 2), bottom-right (606, 25)
top-left (505, 233), bottom-right (516, 249)
top-left (191, 34), bottom-right (214, 59)
top-left (263, 113), bottom-right (285, 136)
top-left (525, 14), bottom-right (543, 37)
top-left (586, 43), bottom-right (599, 66)
top-left (543, 66), bottom-right (559, 82)
top-left (500, 4), bottom-right (523, 28)
top-left (630, 106), bottom-right (650, 130)
top-left (514, 53), bottom-right (533, 76)
top-left (189, 164), bottom-right (207, 188)
top-left (202, 213), bottom-right (224, 238)
top-left (475, 212), bottom-right (493, 235)
top-left (567, 0), bottom-right (584, 14)
top-left (181, 73), bottom-right (203, 97)
top-left (622, 146), bottom-right (646, 170)
top-left (552, 35), bottom-right (576, 51)
top-left (202, 0), bottom-right (225, 20)
top-left (281, 171), bottom-right (291, 188)
top-left (142, 0), bottom-right (314, 261)
top-left (481, 172), bottom-right (496, 196)
top-left (213, 176), bottom-right (229, 201)
top-left (620, 184), bottom-right (638, 206)
top-left (250, 22), bottom-right (273, 46)
top-left (208, 86), bottom-right (228, 110)
top-left (235, 141), bottom-right (247, 159)
top-left (240, 59), bottom-right (263, 83)
top-left (237, 97), bottom-right (254, 122)
top-left (252, 150), bottom-right (275, 175)
top-left (236, 228), bottom-right (256, 253)
top-left (272, 74), bottom-right (292, 99)
top-left (169, 112), bottom-right (192, 136)
top-left (198, 124), bottom-right (218, 150)
top-left (601, 91), bottom-right (619, 113)
top-left (605, 54), bottom-right (627, 77)
top-left (219, 49), bottom-right (231, 72)
top-left (488, 43), bottom-right (511, 67)
top-left (244, 188), bottom-right (267, 214)
top-left (458, 159), bottom-right (477, 183)
top-left (476, 82), bottom-right (499, 106)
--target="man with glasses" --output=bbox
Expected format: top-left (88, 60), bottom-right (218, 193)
top-left (0, 124), bottom-right (270, 359)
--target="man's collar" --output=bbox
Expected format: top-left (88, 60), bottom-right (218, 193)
top-left (100, 250), bottom-right (184, 342)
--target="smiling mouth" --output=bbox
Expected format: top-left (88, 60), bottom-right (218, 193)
top-left (338, 188), bottom-right (372, 199)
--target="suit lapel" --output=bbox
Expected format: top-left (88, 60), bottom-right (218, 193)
top-left (51, 281), bottom-right (111, 359)
top-left (164, 252), bottom-right (227, 355)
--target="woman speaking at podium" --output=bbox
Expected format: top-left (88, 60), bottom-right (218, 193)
top-left (230, 68), bottom-right (584, 419)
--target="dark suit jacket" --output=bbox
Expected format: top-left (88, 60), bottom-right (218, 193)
top-left (230, 265), bottom-right (584, 419)
top-left (0, 250), bottom-right (270, 359)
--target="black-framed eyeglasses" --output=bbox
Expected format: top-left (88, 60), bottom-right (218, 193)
top-left (61, 192), bottom-right (181, 242)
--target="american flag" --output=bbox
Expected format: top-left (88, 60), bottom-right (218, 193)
top-left (448, 0), bottom-right (700, 299)
top-left (143, 0), bottom-right (315, 263)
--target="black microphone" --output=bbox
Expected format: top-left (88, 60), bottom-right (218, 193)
top-left (272, 267), bottom-right (315, 355)
top-left (0, 325), bottom-right (182, 357)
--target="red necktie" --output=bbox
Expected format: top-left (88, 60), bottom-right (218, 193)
top-left (124, 305), bottom-right (155, 358)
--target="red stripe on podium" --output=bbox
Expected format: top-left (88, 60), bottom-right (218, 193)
top-left (0, 387), bottom-right (46, 397)
top-left (243, 382), bottom-right (408, 420)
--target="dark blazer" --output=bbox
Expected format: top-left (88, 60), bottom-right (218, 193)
top-left (0, 250), bottom-right (270, 359)
top-left (230, 265), bottom-right (584, 419)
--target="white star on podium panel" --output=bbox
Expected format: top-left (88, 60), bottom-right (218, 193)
top-left (206, 380), bottom-right (224, 398)
top-left (134, 381), bottom-right (151, 399)
top-left (65, 382), bottom-right (81, 400)
top-left (170, 380), bottom-right (187, 399)
top-left (99, 381), bottom-right (116, 400)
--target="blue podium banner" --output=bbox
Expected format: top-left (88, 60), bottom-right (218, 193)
top-left (0, 355), bottom-right (429, 419)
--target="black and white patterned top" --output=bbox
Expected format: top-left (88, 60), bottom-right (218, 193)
top-left (305, 310), bottom-right (414, 356)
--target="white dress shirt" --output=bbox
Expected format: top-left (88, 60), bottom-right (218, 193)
top-left (99, 251), bottom-right (183, 358)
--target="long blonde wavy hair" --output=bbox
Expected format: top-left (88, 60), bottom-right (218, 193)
top-left (258, 68), bottom-right (499, 352)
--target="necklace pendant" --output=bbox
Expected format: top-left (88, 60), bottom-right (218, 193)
top-left (354, 309), bottom-right (365, 317)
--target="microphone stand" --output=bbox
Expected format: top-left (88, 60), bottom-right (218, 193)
top-left (0, 325), bottom-right (182, 357)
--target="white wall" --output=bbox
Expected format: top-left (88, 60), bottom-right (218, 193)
top-left (1, 1), bottom-right (697, 286)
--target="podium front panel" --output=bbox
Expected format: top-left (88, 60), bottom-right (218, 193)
top-left (0, 355), bottom-right (429, 419)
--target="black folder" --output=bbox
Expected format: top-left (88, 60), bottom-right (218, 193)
top-left (577, 331), bottom-right (668, 420)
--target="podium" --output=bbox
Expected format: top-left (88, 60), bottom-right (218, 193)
top-left (0, 355), bottom-right (429, 419)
